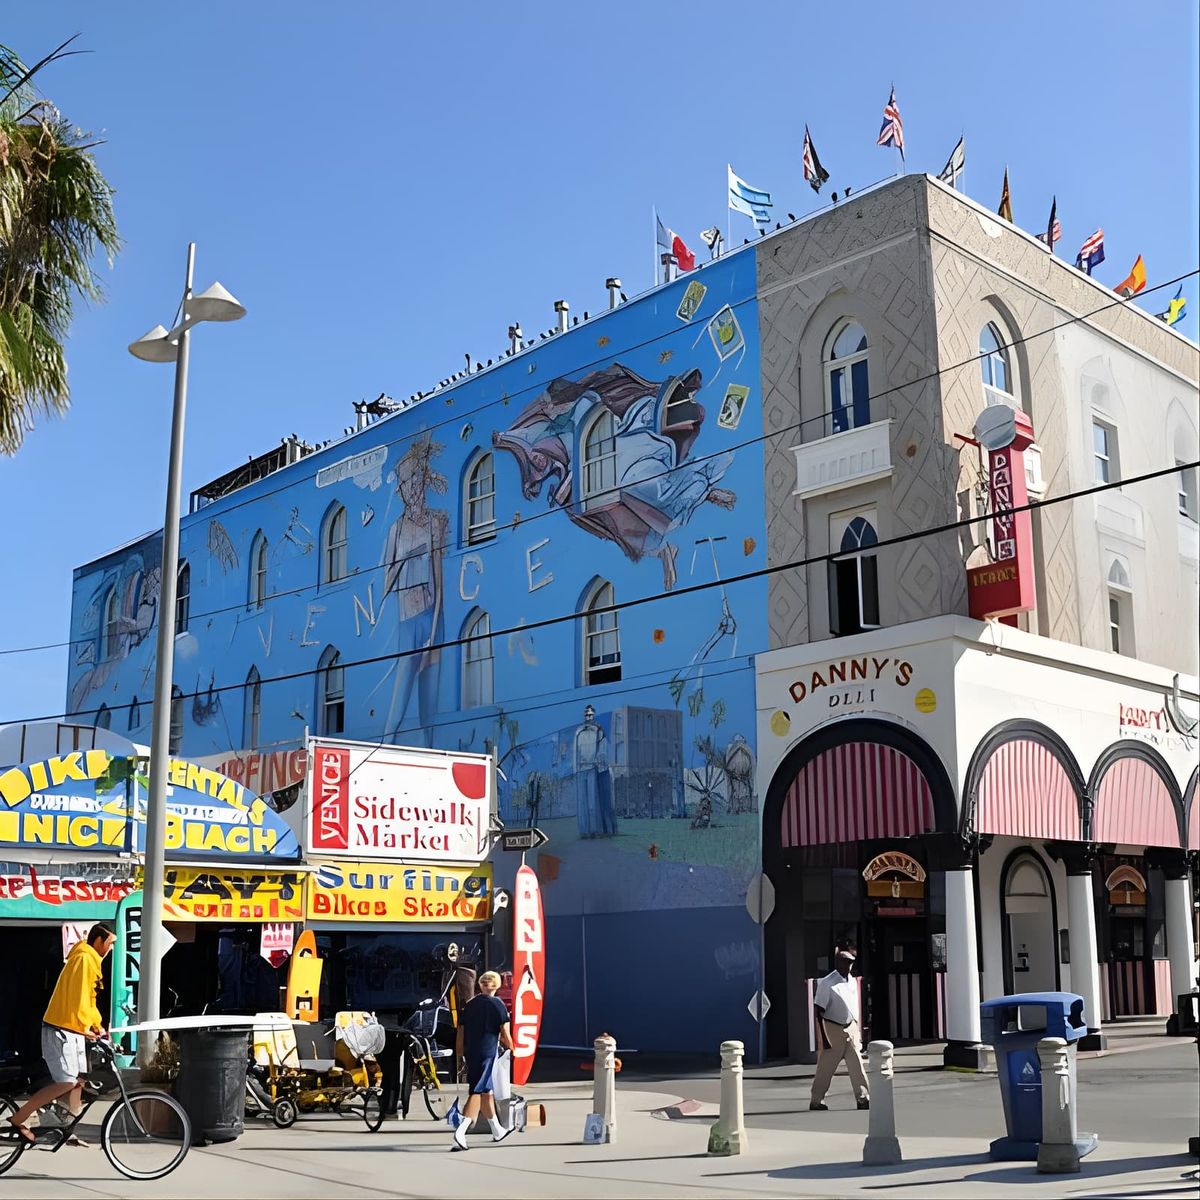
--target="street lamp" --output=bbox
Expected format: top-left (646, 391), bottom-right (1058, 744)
top-left (128, 243), bottom-right (245, 1050)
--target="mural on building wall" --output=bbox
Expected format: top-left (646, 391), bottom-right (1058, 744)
top-left (65, 253), bottom-right (767, 917)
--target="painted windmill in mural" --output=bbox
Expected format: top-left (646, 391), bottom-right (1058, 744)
top-left (493, 363), bottom-right (736, 590)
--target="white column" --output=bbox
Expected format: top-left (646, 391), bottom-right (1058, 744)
top-left (1035, 1038), bottom-right (1080, 1174)
top-left (862, 1040), bottom-right (902, 1165)
top-left (1066, 869), bottom-right (1103, 1037)
top-left (1165, 874), bottom-right (1198, 1011)
top-left (707, 1040), bottom-right (747, 1156)
top-left (945, 867), bottom-right (982, 1056)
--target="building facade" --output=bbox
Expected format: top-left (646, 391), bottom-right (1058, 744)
top-left (63, 175), bottom-right (1199, 1060)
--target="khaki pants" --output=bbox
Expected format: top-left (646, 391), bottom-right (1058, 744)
top-left (810, 1018), bottom-right (869, 1103)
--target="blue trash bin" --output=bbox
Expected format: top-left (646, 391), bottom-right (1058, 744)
top-left (978, 992), bottom-right (1098, 1161)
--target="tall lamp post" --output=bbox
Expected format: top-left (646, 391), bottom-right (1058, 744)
top-left (128, 243), bottom-right (245, 1046)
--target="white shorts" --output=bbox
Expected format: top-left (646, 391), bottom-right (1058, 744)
top-left (41, 1025), bottom-right (88, 1085)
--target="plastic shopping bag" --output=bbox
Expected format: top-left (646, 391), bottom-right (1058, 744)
top-left (445, 1098), bottom-right (463, 1129)
top-left (492, 1049), bottom-right (512, 1102)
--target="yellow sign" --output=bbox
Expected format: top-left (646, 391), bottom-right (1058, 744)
top-left (914, 688), bottom-right (937, 714)
top-left (160, 866), bottom-right (305, 923)
top-left (306, 861), bottom-right (492, 923)
top-left (770, 710), bottom-right (791, 737)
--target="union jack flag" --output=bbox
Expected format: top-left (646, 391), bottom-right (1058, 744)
top-left (1076, 228), bottom-right (1105, 275)
top-left (876, 86), bottom-right (904, 160)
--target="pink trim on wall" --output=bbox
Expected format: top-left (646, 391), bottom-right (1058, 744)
top-left (1093, 758), bottom-right (1181, 848)
top-left (975, 739), bottom-right (1081, 840)
top-left (1152, 960), bottom-right (1172, 1015)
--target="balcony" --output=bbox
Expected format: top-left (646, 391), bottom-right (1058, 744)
top-left (790, 419), bottom-right (893, 501)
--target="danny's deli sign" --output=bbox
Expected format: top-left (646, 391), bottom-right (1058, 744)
top-left (306, 739), bottom-right (493, 864)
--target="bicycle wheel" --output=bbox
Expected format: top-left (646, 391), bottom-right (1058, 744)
top-left (422, 1077), bottom-right (452, 1121)
top-left (361, 1089), bottom-right (384, 1132)
top-left (101, 1089), bottom-right (191, 1182)
top-left (0, 1097), bottom-right (28, 1177)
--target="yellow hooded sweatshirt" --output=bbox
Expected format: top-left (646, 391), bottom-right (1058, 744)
top-left (43, 939), bottom-right (105, 1035)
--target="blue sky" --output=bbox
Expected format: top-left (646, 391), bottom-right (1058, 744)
top-left (1, 1), bottom-right (1197, 723)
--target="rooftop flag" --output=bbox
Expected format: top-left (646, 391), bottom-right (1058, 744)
top-left (997, 167), bottom-right (1013, 223)
top-left (1034, 196), bottom-right (1061, 251)
top-left (699, 226), bottom-right (724, 257)
top-left (1114, 254), bottom-right (1146, 298)
top-left (802, 126), bottom-right (829, 193)
top-left (876, 86), bottom-right (905, 160)
top-left (1160, 285), bottom-right (1187, 327)
top-left (937, 136), bottom-right (965, 188)
top-left (1075, 229), bottom-right (1105, 275)
top-left (656, 213), bottom-right (696, 271)
top-left (728, 165), bottom-right (773, 228)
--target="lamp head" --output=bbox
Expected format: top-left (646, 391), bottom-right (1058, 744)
top-left (128, 325), bottom-right (179, 363)
top-left (187, 281), bottom-right (246, 323)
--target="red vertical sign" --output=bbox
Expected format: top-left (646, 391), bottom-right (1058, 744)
top-left (310, 745), bottom-right (350, 851)
top-left (510, 864), bottom-right (545, 1087)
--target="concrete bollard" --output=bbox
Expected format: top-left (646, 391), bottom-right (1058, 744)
top-left (707, 1040), bottom-right (748, 1156)
top-left (1036, 1037), bottom-right (1079, 1173)
top-left (862, 1040), bottom-right (902, 1166)
top-left (582, 1034), bottom-right (617, 1144)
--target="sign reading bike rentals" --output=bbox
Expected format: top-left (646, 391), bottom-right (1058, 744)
top-left (0, 751), bottom-right (300, 859)
top-left (305, 738), bottom-right (493, 864)
top-left (511, 864), bottom-right (545, 1088)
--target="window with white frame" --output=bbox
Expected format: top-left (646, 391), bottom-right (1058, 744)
top-left (321, 504), bottom-right (348, 583)
top-left (318, 645), bottom-right (345, 736)
top-left (102, 587), bottom-right (120, 660)
top-left (175, 561), bottom-right (191, 634)
top-left (249, 531), bottom-right (269, 609)
top-left (244, 666), bottom-right (262, 748)
top-left (1106, 560), bottom-right (1134, 655)
top-left (461, 609), bottom-right (494, 707)
top-left (1093, 419), bottom-right (1119, 484)
top-left (825, 321), bottom-right (871, 435)
top-left (582, 579), bottom-right (621, 685)
top-left (980, 323), bottom-right (1013, 405)
top-left (464, 453), bottom-right (497, 544)
top-left (829, 510), bottom-right (881, 637)
top-left (1178, 460), bottom-right (1198, 521)
top-left (581, 409), bottom-right (618, 510)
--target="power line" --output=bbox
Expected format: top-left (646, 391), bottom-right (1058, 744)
top-left (3, 266), bottom-right (1195, 661)
top-left (5, 456), bottom-right (1195, 728)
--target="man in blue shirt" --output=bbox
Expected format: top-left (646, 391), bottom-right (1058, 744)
top-left (452, 971), bottom-right (514, 1150)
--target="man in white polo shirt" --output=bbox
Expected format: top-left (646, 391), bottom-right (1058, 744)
top-left (809, 949), bottom-right (870, 1111)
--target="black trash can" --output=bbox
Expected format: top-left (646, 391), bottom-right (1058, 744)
top-left (174, 1028), bottom-right (249, 1144)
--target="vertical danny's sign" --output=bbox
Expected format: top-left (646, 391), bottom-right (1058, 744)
top-left (511, 864), bottom-right (545, 1087)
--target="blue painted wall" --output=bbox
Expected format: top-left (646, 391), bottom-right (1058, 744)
top-left (67, 251), bottom-right (768, 1054)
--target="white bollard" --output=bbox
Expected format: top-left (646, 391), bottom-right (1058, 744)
top-left (707, 1040), bottom-right (748, 1155)
top-left (1036, 1037), bottom-right (1079, 1173)
top-left (582, 1034), bottom-right (617, 1144)
top-left (862, 1040), bottom-right (902, 1166)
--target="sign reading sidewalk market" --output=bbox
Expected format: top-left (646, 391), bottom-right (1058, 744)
top-left (305, 860), bottom-right (492, 922)
top-left (305, 738), bottom-right (493, 864)
top-left (0, 751), bottom-right (301, 859)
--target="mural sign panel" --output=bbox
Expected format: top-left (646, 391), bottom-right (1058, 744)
top-left (162, 866), bottom-right (306, 922)
top-left (0, 861), bottom-right (137, 919)
top-left (510, 864), bottom-right (545, 1087)
top-left (305, 860), bottom-right (492, 922)
top-left (306, 739), bottom-right (493, 864)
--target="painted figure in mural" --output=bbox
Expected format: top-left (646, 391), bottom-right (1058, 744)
top-left (381, 436), bottom-right (449, 745)
top-left (493, 363), bottom-right (736, 590)
top-left (724, 733), bottom-right (755, 813)
top-left (574, 705), bottom-right (615, 839)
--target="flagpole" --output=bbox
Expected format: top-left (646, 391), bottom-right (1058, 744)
top-left (725, 165), bottom-right (731, 252)
top-left (651, 205), bottom-right (658, 290)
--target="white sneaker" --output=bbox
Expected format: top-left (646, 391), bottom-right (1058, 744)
top-left (451, 1122), bottom-right (469, 1152)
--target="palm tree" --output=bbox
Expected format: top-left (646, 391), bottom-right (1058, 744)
top-left (0, 38), bottom-right (119, 453)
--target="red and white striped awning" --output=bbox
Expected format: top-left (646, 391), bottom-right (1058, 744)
top-left (1093, 757), bottom-right (1180, 848)
top-left (975, 739), bottom-right (1081, 840)
top-left (780, 742), bottom-right (937, 848)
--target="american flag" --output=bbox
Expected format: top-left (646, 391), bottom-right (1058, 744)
top-left (1035, 220), bottom-right (1062, 246)
top-left (1035, 197), bottom-right (1061, 249)
top-left (876, 86), bottom-right (904, 159)
top-left (802, 125), bottom-right (829, 192)
top-left (1076, 228), bottom-right (1105, 275)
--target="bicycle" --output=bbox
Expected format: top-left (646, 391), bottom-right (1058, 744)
top-left (0, 1038), bottom-right (192, 1182)
top-left (396, 989), bottom-right (458, 1120)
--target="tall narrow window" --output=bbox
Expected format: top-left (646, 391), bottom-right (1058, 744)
top-left (830, 513), bottom-right (881, 637)
top-left (825, 321), bottom-right (871, 435)
top-left (175, 561), bottom-right (191, 634)
top-left (102, 587), bottom-right (121, 660)
top-left (128, 695), bottom-right (141, 730)
top-left (249, 531), bottom-right (269, 609)
top-left (244, 666), bottom-right (262, 748)
top-left (169, 685), bottom-right (184, 755)
top-left (1106, 560), bottom-right (1133, 655)
top-left (321, 504), bottom-right (348, 583)
top-left (583, 580), bottom-right (621, 685)
top-left (96, 704), bottom-right (111, 730)
top-left (318, 646), bottom-right (345, 736)
top-left (462, 610), bottom-right (494, 707)
top-left (1093, 420), bottom-right (1118, 484)
top-left (1178, 460), bottom-right (1198, 521)
top-left (980, 323), bottom-right (1012, 405)
top-left (464, 453), bottom-right (497, 544)
top-left (581, 410), bottom-right (618, 510)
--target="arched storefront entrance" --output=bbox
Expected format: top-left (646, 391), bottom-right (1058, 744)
top-left (1000, 850), bottom-right (1059, 994)
top-left (762, 719), bottom-right (958, 1061)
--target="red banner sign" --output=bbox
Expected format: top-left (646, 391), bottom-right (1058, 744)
top-left (510, 864), bottom-right (545, 1087)
top-left (311, 745), bottom-right (351, 851)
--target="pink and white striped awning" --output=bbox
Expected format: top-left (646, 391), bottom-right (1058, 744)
top-left (975, 739), bottom-right (1081, 840)
top-left (1093, 757), bottom-right (1181, 848)
top-left (1185, 775), bottom-right (1199, 852)
top-left (780, 742), bottom-right (937, 848)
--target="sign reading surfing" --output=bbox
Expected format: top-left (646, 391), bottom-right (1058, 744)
top-left (304, 738), bottom-right (494, 864)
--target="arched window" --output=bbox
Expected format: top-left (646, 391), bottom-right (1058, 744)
top-left (581, 410), bottom-right (618, 510)
top-left (101, 587), bottom-right (121, 660)
top-left (1106, 560), bottom-right (1134, 655)
top-left (175, 561), bottom-right (191, 634)
top-left (582, 579), bottom-right (621, 685)
top-left (96, 704), bottom-right (111, 730)
top-left (128, 695), bottom-right (141, 730)
top-left (464, 453), bottom-right (497, 545)
top-left (169, 685), bottom-right (184, 755)
top-left (321, 504), bottom-right (348, 583)
top-left (244, 666), bottom-right (262, 749)
top-left (318, 646), bottom-right (345, 736)
top-left (830, 511), bottom-right (880, 637)
top-left (980, 323), bottom-right (1012, 403)
top-left (249, 531), bottom-right (268, 609)
top-left (825, 321), bottom-right (870, 434)
top-left (462, 609), bottom-right (494, 707)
